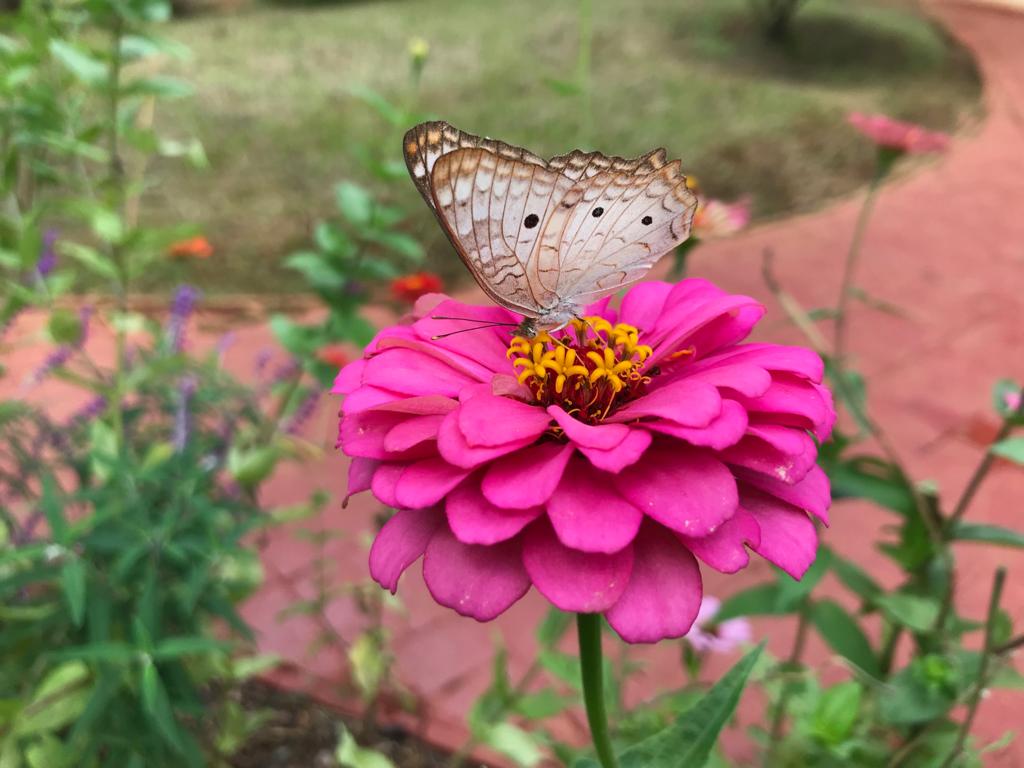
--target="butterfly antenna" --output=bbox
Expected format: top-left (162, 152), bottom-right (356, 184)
top-left (430, 314), bottom-right (518, 326)
top-left (429, 316), bottom-right (518, 340)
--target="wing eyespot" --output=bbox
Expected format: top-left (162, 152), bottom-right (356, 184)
top-left (592, 206), bottom-right (605, 218)
top-left (641, 215), bottom-right (653, 225)
top-left (524, 213), bottom-right (539, 228)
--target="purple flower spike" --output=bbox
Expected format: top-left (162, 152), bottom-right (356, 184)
top-left (167, 285), bottom-right (200, 353)
top-left (285, 388), bottom-right (321, 435)
top-left (37, 230), bottom-right (59, 277)
top-left (173, 375), bottom-right (198, 452)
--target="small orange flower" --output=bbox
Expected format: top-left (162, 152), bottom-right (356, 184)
top-left (168, 236), bottom-right (214, 260)
top-left (391, 271), bottom-right (443, 304)
top-left (316, 344), bottom-right (349, 368)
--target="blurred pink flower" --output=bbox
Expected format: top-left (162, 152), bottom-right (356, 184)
top-left (335, 279), bottom-right (834, 644)
top-left (848, 112), bottom-right (949, 154)
top-left (685, 596), bottom-right (752, 653)
top-left (693, 198), bottom-right (752, 240)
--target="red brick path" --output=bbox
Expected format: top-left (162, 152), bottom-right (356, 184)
top-left (2, 0), bottom-right (1022, 764)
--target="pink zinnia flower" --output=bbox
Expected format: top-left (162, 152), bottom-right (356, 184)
top-left (685, 596), bottom-right (752, 653)
top-left (693, 198), bottom-right (751, 240)
top-left (847, 112), bottom-right (949, 154)
top-left (335, 279), bottom-right (834, 644)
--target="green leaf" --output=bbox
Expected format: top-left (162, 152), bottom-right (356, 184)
top-left (40, 474), bottom-right (68, 544)
top-left (810, 682), bottom-right (862, 745)
top-left (335, 724), bottom-right (396, 768)
top-left (348, 84), bottom-right (407, 128)
top-left (348, 632), bottom-right (386, 702)
top-left (513, 688), bottom-right (566, 719)
top-left (875, 593), bottom-right (940, 633)
top-left (714, 583), bottom-right (787, 622)
top-left (60, 558), bottom-right (86, 627)
top-left (141, 660), bottom-right (184, 753)
top-left (152, 636), bottom-right (229, 661)
top-left (830, 553), bottom-right (883, 603)
top-left (536, 608), bottom-right (571, 648)
top-left (826, 456), bottom-right (916, 516)
top-left (89, 208), bottom-right (124, 244)
top-left (951, 522), bottom-right (1024, 548)
top-left (774, 547), bottom-right (831, 607)
top-left (284, 252), bottom-right (346, 291)
top-left (61, 243), bottom-right (119, 281)
top-left (15, 662), bottom-right (91, 736)
top-left (879, 658), bottom-right (957, 725)
top-left (48, 308), bottom-right (84, 345)
top-left (991, 437), bottom-right (1024, 465)
top-left (617, 644), bottom-right (764, 768)
top-left (123, 75), bottom-right (193, 99)
top-left (810, 600), bottom-right (880, 677)
top-left (47, 642), bottom-right (136, 664)
top-left (370, 231), bottom-right (424, 262)
top-left (481, 722), bottom-right (543, 767)
top-left (49, 40), bottom-right (107, 85)
top-left (336, 182), bottom-right (374, 226)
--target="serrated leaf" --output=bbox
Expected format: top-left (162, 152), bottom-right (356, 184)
top-left (616, 644), bottom-right (763, 768)
top-left (810, 600), bottom-right (880, 677)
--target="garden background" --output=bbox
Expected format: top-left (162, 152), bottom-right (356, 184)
top-left (2, 0), bottom-right (1024, 766)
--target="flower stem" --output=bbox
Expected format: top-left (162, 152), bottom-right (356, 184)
top-left (834, 168), bottom-right (883, 369)
top-left (765, 603), bottom-right (810, 766)
top-left (938, 567), bottom-right (1006, 768)
top-left (577, 613), bottom-right (619, 768)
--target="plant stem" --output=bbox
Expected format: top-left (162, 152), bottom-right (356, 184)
top-left (878, 620), bottom-right (903, 676)
top-left (939, 568), bottom-right (1006, 768)
top-left (833, 170), bottom-right (882, 371)
top-left (934, 395), bottom-right (1024, 635)
top-left (106, 15), bottom-right (127, 449)
top-left (577, 613), bottom-right (618, 768)
top-left (765, 603), bottom-right (810, 766)
top-left (576, 0), bottom-right (593, 146)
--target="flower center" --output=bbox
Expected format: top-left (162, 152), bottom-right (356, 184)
top-left (507, 317), bottom-right (656, 425)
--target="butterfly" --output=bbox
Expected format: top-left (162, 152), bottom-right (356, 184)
top-left (403, 121), bottom-right (698, 336)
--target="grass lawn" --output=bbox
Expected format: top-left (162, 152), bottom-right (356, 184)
top-left (144, 0), bottom-right (980, 293)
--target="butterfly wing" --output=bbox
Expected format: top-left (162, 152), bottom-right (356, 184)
top-left (424, 145), bottom-right (576, 316)
top-left (546, 146), bottom-right (669, 181)
top-left (537, 159), bottom-right (697, 303)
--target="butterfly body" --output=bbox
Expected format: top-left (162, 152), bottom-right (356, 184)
top-left (403, 121), bottom-right (698, 334)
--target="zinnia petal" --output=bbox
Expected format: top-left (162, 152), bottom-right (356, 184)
top-left (742, 489), bottom-right (818, 579)
top-left (522, 522), bottom-right (633, 613)
top-left (394, 458), bottom-right (471, 509)
top-left (606, 525), bottom-right (702, 643)
top-left (615, 444), bottom-right (738, 537)
top-left (369, 507), bottom-right (445, 593)
top-left (481, 442), bottom-right (574, 509)
top-left (547, 458), bottom-right (644, 553)
top-left (679, 507), bottom-right (761, 573)
top-left (446, 477), bottom-right (543, 545)
top-left (422, 528), bottom-right (531, 621)
top-left (577, 429), bottom-right (652, 473)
